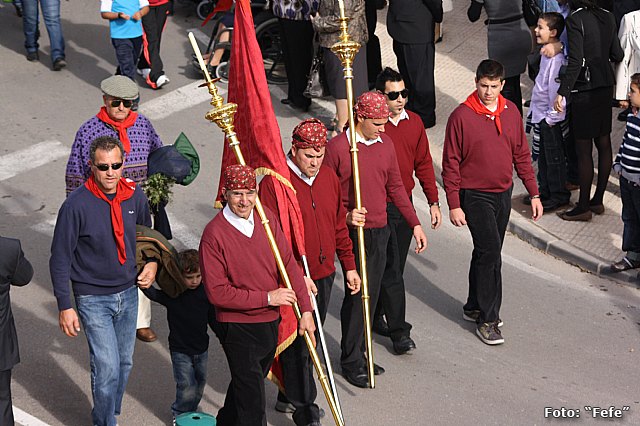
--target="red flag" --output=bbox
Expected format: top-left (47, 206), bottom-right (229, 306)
top-left (216, 0), bottom-right (307, 391)
top-left (201, 0), bottom-right (233, 27)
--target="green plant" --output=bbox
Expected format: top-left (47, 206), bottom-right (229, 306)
top-left (142, 173), bottom-right (176, 207)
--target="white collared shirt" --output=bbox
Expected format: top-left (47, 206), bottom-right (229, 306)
top-left (287, 155), bottom-right (317, 186)
top-left (346, 129), bottom-right (383, 147)
top-left (388, 109), bottom-right (409, 127)
top-left (223, 204), bottom-right (255, 238)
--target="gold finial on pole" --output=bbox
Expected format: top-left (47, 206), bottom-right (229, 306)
top-left (330, 4), bottom-right (375, 389)
top-left (188, 32), bottom-right (345, 426)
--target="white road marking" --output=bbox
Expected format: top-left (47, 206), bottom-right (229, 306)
top-left (13, 406), bottom-right (51, 426)
top-left (0, 140), bottom-right (69, 181)
top-left (31, 219), bottom-right (57, 238)
top-left (139, 82), bottom-right (227, 121)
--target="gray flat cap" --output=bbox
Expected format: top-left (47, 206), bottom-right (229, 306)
top-left (100, 75), bottom-right (139, 100)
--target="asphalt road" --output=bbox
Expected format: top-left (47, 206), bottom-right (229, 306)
top-left (1, 2), bottom-right (640, 425)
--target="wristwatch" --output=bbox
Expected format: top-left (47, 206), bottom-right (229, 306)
top-left (429, 201), bottom-right (441, 207)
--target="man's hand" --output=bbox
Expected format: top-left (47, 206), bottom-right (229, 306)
top-left (268, 288), bottom-right (297, 306)
top-left (554, 95), bottom-right (565, 113)
top-left (345, 270), bottom-right (361, 294)
top-left (298, 311), bottom-right (317, 347)
top-left (430, 204), bottom-right (442, 229)
top-left (540, 41), bottom-right (562, 58)
top-left (412, 225), bottom-right (427, 253)
top-left (531, 197), bottom-right (543, 221)
top-left (304, 276), bottom-right (318, 297)
top-left (137, 262), bottom-right (158, 289)
top-left (346, 207), bottom-right (368, 227)
top-left (59, 308), bottom-right (80, 337)
top-left (449, 207), bottom-right (467, 227)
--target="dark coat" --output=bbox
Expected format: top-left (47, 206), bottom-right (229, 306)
top-left (387, 0), bottom-right (443, 44)
top-left (0, 237), bottom-right (33, 371)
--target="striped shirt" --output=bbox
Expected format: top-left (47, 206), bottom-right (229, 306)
top-left (614, 111), bottom-right (640, 183)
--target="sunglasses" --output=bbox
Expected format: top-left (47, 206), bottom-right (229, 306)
top-left (109, 99), bottom-right (133, 108)
top-left (94, 162), bottom-right (123, 172)
top-left (384, 89), bottom-right (409, 100)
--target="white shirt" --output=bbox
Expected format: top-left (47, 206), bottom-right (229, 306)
top-left (346, 128), bottom-right (383, 147)
top-left (223, 204), bottom-right (255, 238)
top-left (388, 109), bottom-right (410, 127)
top-left (287, 155), bottom-right (317, 186)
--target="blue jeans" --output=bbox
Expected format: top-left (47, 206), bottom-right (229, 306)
top-left (170, 351), bottom-right (208, 416)
top-left (620, 176), bottom-right (640, 261)
top-left (76, 285), bottom-right (138, 426)
top-left (21, 0), bottom-right (65, 61)
top-left (112, 37), bottom-right (143, 82)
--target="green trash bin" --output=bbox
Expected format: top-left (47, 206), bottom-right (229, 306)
top-left (175, 412), bottom-right (216, 426)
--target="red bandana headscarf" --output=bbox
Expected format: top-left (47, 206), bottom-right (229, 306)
top-left (96, 107), bottom-right (138, 154)
top-left (84, 176), bottom-right (136, 264)
top-left (292, 118), bottom-right (327, 152)
top-left (462, 91), bottom-right (507, 135)
top-left (222, 165), bottom-right (256, 192)
top-left (354, 91), bottom-right (391, 120)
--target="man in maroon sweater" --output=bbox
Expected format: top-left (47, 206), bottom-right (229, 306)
top-left (199, 165), bottom-right (316, 425)
top-left (324, 91), bottom-right (427, 388)
top-left (442, 60), bottom-right (543, 346)
top-left (371, 67), bottom-right (442, 355)
top-left (260, 118), bottom-right (361, 425)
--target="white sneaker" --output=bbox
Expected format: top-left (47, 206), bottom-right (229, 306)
top-left (137, 68), bottom-right (151, 79)
top-left (155, 74), bottom-right (170, 89)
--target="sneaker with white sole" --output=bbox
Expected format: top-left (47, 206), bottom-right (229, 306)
top-left (476, 322), bottom-right (504, 345)
top-left (155, 74), bottom-right (170, 89)
top-left (463, 309), bottom-right (503, 327)
top-left (137, 68), bottom-right (151, 79)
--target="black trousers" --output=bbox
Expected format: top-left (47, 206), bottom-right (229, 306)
top-left (365, 0), bottom-right (382, 87)
top-left (538, 120), bottom-right (570, 203)
top-left (0, 369), bottom-right (13, 426)
top-left (138, 2), bottom-right (170, 84)
top-left (393, 40), bottom-right (436, 128)
top-left (376, 202), bottom-right (413, 341)
top-left (341, 226), bottom-right (390, 372)
top-left (460, 188), bottom-right (512, 324)
top-left (216, 320), bottom-right (279, 426)
top-left (278, 18), bottom-right (314, 109)
top-left (501, 75), bottom-right (523, 116)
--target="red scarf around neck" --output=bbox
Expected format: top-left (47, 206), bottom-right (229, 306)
top-left (84, 175), bottom-right (136, 264)
top-left (462, 91), bottom-right (507, 135)
top-left (96, 107), bottom-right (138, 154)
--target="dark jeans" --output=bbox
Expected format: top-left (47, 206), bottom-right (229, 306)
top-left (216, 320), bottom-right (279, 426)
top-left (112, 37), bottom-right (143, 81)
top-left (170, 350), bottom-right (208, 416)
top-left (376, 202), bottom-right (413, 341)
top-left (138, 2), bottom-right (171, 84)
top-left (461, 188), bottom-right (512, 324)
top-left (0, 369), bottom-right (13, 426)
top-left (341, 226), bottom-right (390, 372)
top-left (538, 120), bottom-right (570, 203)
top-left (502, 75), bottom-right (523, 116)
top-left (620, 176), bottom-right (640, 260)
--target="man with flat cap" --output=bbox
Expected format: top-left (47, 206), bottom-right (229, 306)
top-left (260, 118), bottom-right (361, 425)
top-left (324, 91), bottom-right (428, 388)
top-left (65, 74), bottom-right (163, 343)
top-left (200, 164), bottom-right (317, 426)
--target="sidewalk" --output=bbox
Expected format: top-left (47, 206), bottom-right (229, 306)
top-left (371, 2), bottom-right (637, 285)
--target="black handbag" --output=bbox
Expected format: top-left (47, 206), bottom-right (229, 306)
top-left (522, 0), bottom-right (542, 27)
top-left (304, 46), bottom-right (328, 99)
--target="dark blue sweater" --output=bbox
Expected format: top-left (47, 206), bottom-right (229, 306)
top-left (50, 185), bottom-right (151, 310)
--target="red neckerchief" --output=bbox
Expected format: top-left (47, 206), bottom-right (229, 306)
top-left (84, 175), bottom-right (136, 264)
top-left (96, 107), bottom-right (138, 154)
top-left (462, 91), bottom-right (507, 135)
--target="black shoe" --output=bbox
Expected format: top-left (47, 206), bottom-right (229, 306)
top-left (372, 316), bottom-right (390, 336)
top-left (373, 363), bottom-right (385, 375)
top-left (542, 198), bottom-right (570, 211)
top-left (53, 58), bottom-right (67, 71)
top-left (26, 51), bottom-right (39, 62)
top-left (524, 99), bottom-right (531, 108)
top-left (610, 256), bottom-right (640, 273)
top-left (392, 336), bottom-right (416, 355)
top-left (343, 368), bottom-right (369, 388)
top-left (618, 107), bottom-right (631, 122)
top-left (281, 98), bottom-right (310, 112)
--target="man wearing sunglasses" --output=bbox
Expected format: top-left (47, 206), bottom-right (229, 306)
top-left (65, 75), bottom-right (163, 343)
top-left (371, 67), bottom-right (441, 355)
top-left (51, 136), bottom-right (157, 426)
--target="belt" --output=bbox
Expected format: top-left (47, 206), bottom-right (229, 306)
top-left (485, 14), bottom-right (523, 25)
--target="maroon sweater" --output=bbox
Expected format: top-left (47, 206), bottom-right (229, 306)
top-left (324, 132), bottom-right (420, 229)
top-left (385, 110), bottom-right (439, 203)
top-left (442, 100), bottom-right (539, 209)
top-left (199, 208), bottom-right (312, 323)
top-left (260, 167), bottom-right (357, 280)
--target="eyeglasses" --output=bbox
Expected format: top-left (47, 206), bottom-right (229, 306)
top-left (384, 89), bottom-right (409, 100)
top-left (109, 99), bottom-right (133, 108)
top-left (94, 162), bottom-right (123, 171)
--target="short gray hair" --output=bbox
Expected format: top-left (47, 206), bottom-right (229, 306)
top-left (89, 136), bottom-right (124, 162)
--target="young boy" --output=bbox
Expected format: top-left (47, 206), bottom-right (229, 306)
top-left (612, 73), bottom-right (640, 272)
top-left (530, 12), bottom-right (570, 211)
top-left (141, 249), bottom-right (215, 419)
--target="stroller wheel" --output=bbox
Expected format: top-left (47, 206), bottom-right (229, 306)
top-left (216, 62), bottom-right (229, 83)
top-left (196, 0), bottom-right (214, 21)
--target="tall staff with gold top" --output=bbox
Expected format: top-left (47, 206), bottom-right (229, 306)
top-left (189, 34), bottom-right (345, 426)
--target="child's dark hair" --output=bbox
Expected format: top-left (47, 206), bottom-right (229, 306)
top-left (540, 12), bottom-right (565, 37)
top-left (178, 249), bottom-right (200, 274)
top-left (631, 73), bottom-right (640, 89)
top-left (475, 59), bottom-right (504, 81)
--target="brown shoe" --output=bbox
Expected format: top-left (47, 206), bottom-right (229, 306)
top-left (136, 327), bottom-right (157, 342)
top-left (610, 257), bottom-right (640, 273)
top-left (557, 209), bottom-right (592, 222)
top-left (589, 204), bottom-right (605, 215)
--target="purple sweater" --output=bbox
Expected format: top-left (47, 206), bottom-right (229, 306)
top-left (530, 52), bottom-right (566, 125)
top-left (66, 114), bottom-right (163, 194)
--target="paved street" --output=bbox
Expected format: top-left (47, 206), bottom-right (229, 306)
top-left (1, 1), bottom-right (640, 425)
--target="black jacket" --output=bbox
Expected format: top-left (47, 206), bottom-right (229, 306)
top-left (0, 237), bottom-right (33, 371)
top-left (558, 7), bottom-right (624, 96)
top-left (387, 0), bottom-right (443, 44)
